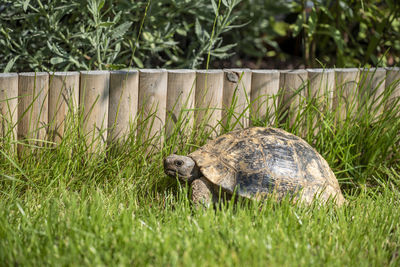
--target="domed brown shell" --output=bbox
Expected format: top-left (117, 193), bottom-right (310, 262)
top-left (189, 127), bottom-right (345, 205)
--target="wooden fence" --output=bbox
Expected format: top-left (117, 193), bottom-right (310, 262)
top-left (0, 68), bottom-right (399, 152)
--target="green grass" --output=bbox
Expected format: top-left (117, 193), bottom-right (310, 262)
top-left (1, 180), bottom-right (400, 266)
top-left (1, 71), bottom-right (400, 266)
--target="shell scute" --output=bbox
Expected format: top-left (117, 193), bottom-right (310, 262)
top-left (292, 141), bottom-right (333, 185)
top-left (218, 137), bottom-right (267, 172)
top-left (256, 127), bottom-right (299, 141)
top-left (236, 171), bottom-right (274, 199)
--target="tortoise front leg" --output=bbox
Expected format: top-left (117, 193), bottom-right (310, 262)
top-left (190, 177), bottom-right (217, 207)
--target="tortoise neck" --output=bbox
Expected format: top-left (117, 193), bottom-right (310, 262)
top-left (188, 164), bottom-right (201, 184)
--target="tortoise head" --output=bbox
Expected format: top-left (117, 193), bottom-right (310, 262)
top-left (163, 154), bottom-right (200, 183)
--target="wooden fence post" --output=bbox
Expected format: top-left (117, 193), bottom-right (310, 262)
top-left (360, 68), bottom-right (386, 118)
top-left (80, 71), bottom-right (110, 152)
top-left (307, 69), bottom-right (335, 105)
top-left (109, 70), bottom-right (139, 142)
top-left (306, 69), bottom-right (335, 134)
top-left (195, 70), bottom-right (224, 137)
top-left (278, 70), bottom-right (308, 129)
top-left (334, 68), bottom-right (360, 121)
top-left (250, 70), bottom-right (280, 126)
top-left (222, 69), bottom-right (252, 129)
top-left (166, 69), bottom-right (196, 136)
top-left (138, 69), bottom-right (168, 148)
top-left (48, 72), bottom-right (80, 143)
top-left (385, 67), bottom-right (400, 114)
top-left (3, 68), bottom-right (398, 147)
top-left (18, 72), bottom-right (49, 153)
top-left (0, 73), bottom-right (18, 144)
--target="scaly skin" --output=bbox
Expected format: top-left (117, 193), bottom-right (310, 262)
top-left (191, 177), bottom-right (215, 207)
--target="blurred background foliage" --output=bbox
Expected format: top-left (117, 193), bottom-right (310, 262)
top-left (0, 0), bottom-right (399, 72)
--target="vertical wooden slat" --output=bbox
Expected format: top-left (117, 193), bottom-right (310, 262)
top-left (360, 68), bottom-right (386, 117)
top-left (3, 67), bottom-right (395, 145)
top-left (138, 69), bottom-right (168, 146)
top-left (279, 70), bottom-right (308, 127)
top-left (18, 72), bottom-right (49, 151)
top-left (250, 70), bottom-right (280, 125)
top-left (80, 71), bottom-right (110, 151)
top-left (48, 72), bottom-right (80, 143)
top-left (109, 70), bottom-right (139, 141)
top-left (334, 68), bottom-right (360, 121)
top-left (306, 69), bottom-right (335, 134)
top-left (166, 69), bottom-right (196, 136)
top-left (0, 73), bottom-right (18, 144)
top-left (307, 69), bottom-right (335, 105)
top-left (195, 70), bottom-right (224, 136)
top-left (385, 67), bottom-right (400, 114)
top-left (222, 68), bottom-right (252, 129)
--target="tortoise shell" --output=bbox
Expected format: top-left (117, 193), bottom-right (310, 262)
top-left (189, 127), bottom-right (345, 204)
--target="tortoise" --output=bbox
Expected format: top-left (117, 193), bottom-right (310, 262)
top-left (164, 127), bottom-right (345, 206)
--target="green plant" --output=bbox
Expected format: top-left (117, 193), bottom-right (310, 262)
top-left (290, 0), bottom-right (400, 67)
top-left (224, 0), bottom-right (293, 64)
top-left (0, 0), bottom-right (243, 72)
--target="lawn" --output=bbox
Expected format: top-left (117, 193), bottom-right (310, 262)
top-left (1, 80), bottom-right (400, 266)
top-left (1, 179), bottom-right (399, 266)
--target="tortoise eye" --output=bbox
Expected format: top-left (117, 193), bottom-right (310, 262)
top-left (175, 160), bottom-right (184, 167)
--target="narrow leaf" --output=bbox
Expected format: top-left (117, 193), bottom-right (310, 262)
top-left (50, 57), bottom-right (65, 65)
top-left (213, 43), bottom-right (236, 53)
top-left (99, 22), bottom-right (114, 27)
top-left (211, 0), bottom-right (218, 15)
top-left (195, 19), bottom-right (203, 39)
top-left (23, 0), bottom-right (30, 12)
top-left (308, 7), bottom-right (318, 37)
top-left (4, 56), bottom-right (20, 73)
top-left (176, 28), bottom-right (187, 36)
top-left (319, 5), bottom-right (333, 19)
top-left (291, 14), bottom-right (304, 37)
top-left (133, 56), bottom-right (144, 68)
top-left (112, 22), bottom-right (132, 39)
top-left (98, 0), bottom-right (105, 12)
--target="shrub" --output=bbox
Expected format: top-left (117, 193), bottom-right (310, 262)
top-left (1, 0), bottom-right (400, 71)
top-left (0, 0), bottom-right (242, 71)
